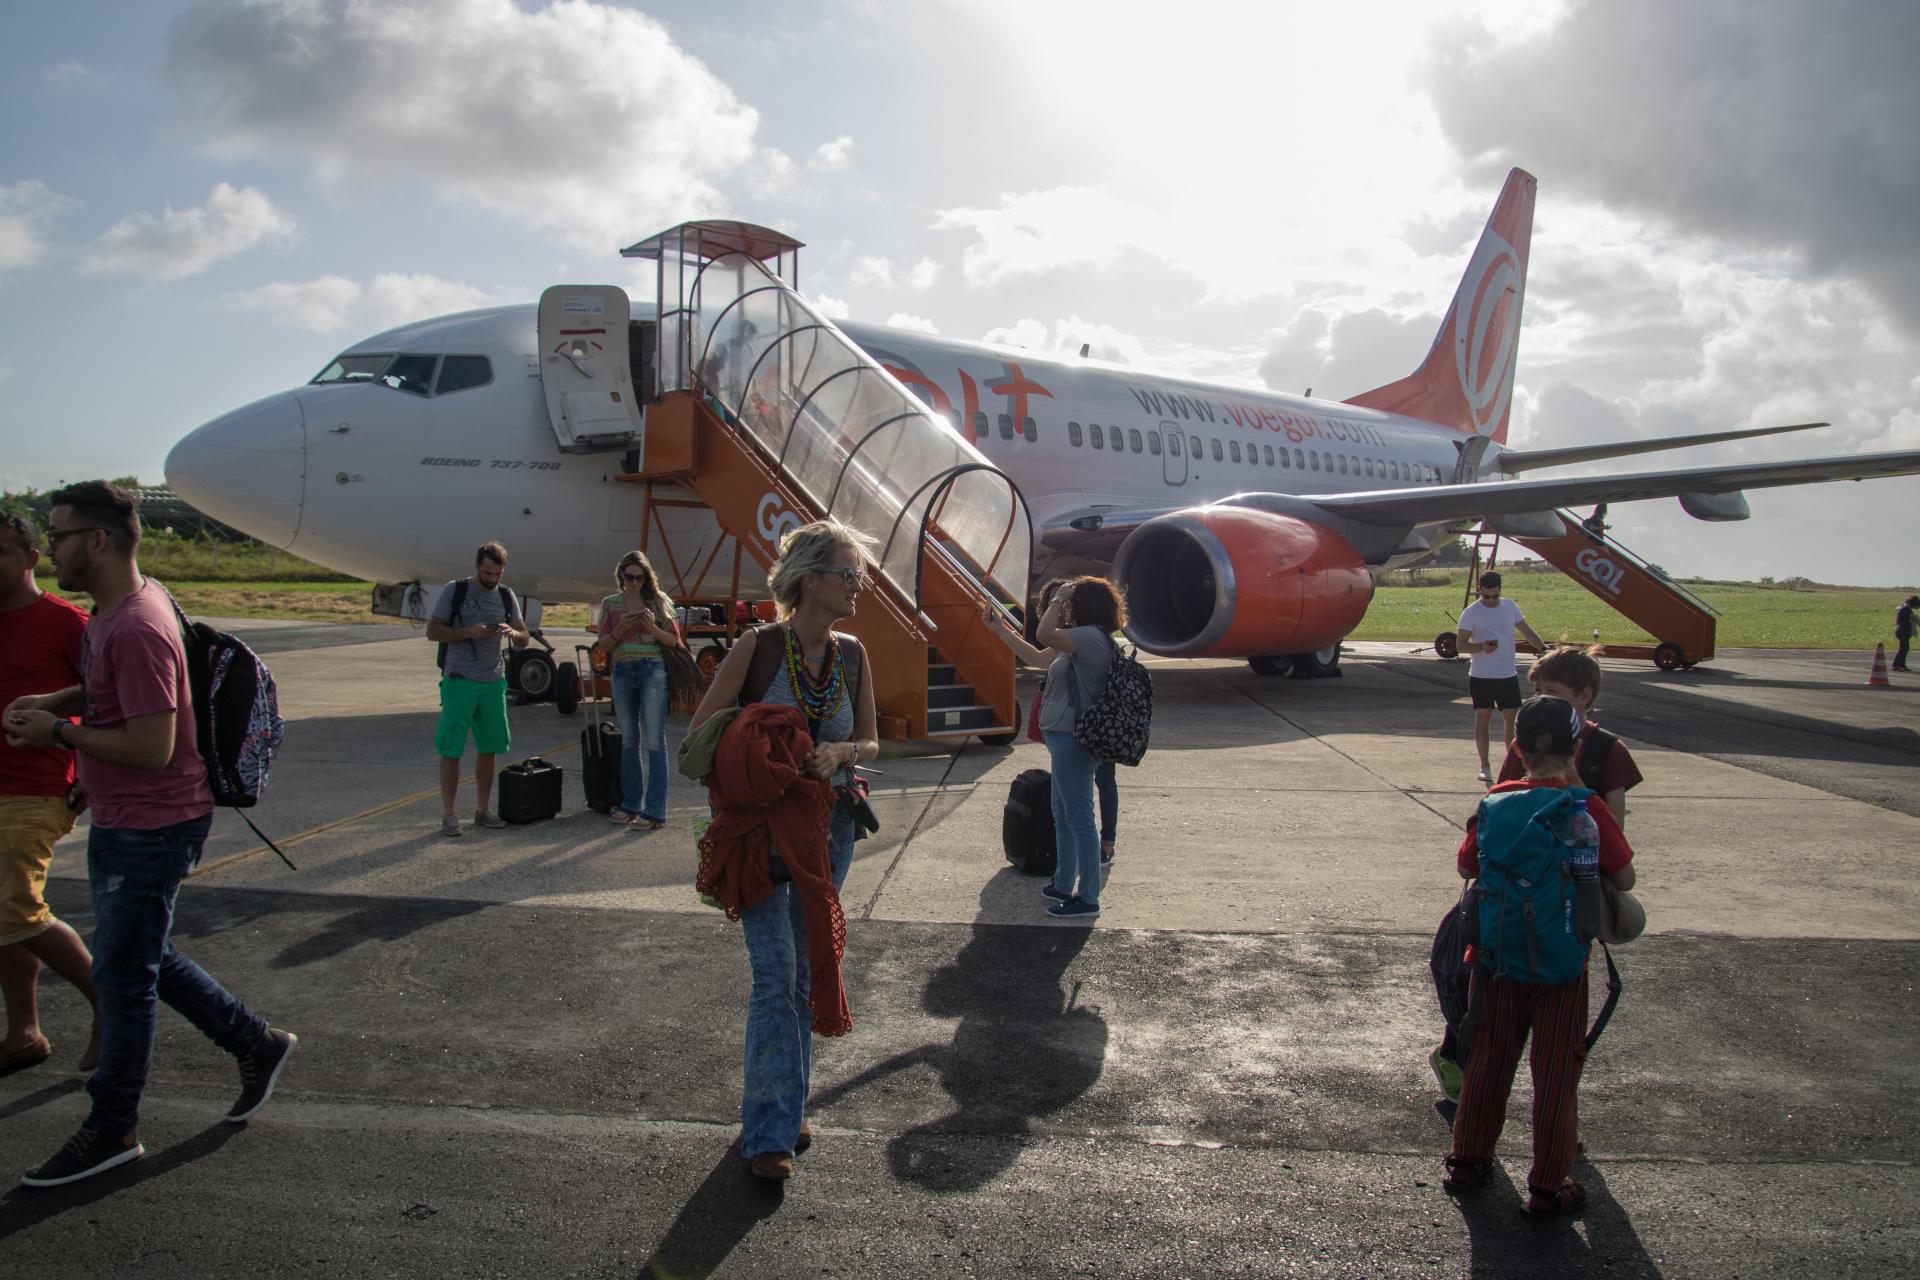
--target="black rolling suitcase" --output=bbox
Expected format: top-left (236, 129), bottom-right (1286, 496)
top-left (497, 757), bottom-right (563, 824)
top-left (576, 645), bottom-right (623, 815)
top-left (1002, 768), bottom-right (1056, 877)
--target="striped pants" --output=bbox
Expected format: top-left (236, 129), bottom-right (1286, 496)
top-left (1449, 972), bottom-right (1589, 1194)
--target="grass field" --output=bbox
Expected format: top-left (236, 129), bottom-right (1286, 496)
top-left (34, 567), bottom-right (1910, 650)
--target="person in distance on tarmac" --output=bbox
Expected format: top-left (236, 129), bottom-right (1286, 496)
top-left (687, 519), bottom-right (879, 1184)
top-left (592, 550), bottom-right (681, 829)
top-left (1031, 577), bottom-right (1125, 920)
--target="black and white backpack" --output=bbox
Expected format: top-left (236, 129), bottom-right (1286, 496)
top-left (1072, 637), bottom-right (1152, 766)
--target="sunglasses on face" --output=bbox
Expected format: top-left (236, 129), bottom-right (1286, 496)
top-left (621, 572), bottom-right (647, 584)
top-left (821, 567), bottom-right (867, 588)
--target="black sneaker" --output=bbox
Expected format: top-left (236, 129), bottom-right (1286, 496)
top-left (21, 1126), bottom-right (144, 1187)
top-left (227, 1028), bottom-right (298, 1124)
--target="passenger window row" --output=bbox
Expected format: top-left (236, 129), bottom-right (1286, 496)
top-left (1053, 420), bottom-right (1442, 483)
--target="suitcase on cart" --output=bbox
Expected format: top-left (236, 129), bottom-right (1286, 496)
top-left (576, 645), bottom-right (623, 815)
top-left (497, 756), bottom-right (563, 824)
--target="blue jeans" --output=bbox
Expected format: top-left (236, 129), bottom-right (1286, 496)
top-left (86, 814), bottom-right (267, 1136)
top-left (1045, 731), bottom-right (1102, 906)
top-left (610, 658), bottom-right (669, 821)
top-left (1096, 760), bottom-right (1118, 844)
top-left (739, 807), bottom-right (855, 1159)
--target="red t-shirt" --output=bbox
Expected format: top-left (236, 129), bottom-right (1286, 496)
top-left (1496, 719), bottom-right (1644, 795)
top-left (0, 591), bottom-right (89, 796)
top-left (77, 578), bottom-right (213, 830)
top-left (1457, 778), bottom-right (1635, 879)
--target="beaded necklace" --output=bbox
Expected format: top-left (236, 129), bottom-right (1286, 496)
top-left (782, 626), bottom-right (847, 725)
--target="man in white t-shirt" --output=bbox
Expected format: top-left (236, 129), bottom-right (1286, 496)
top-left (1455, 571), bottom-right (1544, 783)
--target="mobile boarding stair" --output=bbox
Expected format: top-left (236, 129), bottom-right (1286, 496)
top-left (1444, 516), bottom-right (1717, 670)
top-left (586, 221), bottom-right (1029, 741)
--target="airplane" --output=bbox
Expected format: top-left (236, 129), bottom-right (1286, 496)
top-left (167, 168), bottom-right (1920, 708)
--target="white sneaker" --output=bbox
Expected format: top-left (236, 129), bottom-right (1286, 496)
top-left (1476, 766), bottom-right (1492, 784)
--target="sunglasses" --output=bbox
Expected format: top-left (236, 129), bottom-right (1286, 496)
top-left (620, 572), bottom-right (648, 584)
top-left (821, 566), bottom-right (868, 588)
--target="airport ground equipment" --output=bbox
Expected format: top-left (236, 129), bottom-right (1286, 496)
top-left (573, 221), bottom-right (1029, 742)
top-left (1436, 518), bottom-right (1718, 670)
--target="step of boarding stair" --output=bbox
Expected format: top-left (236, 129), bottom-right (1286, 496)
top-left (923, 705), bottom-right (1002, 735)
top-left (928, 683), bottom-right (979, 710)
top-left (928, 662), bottom-right (959, 686)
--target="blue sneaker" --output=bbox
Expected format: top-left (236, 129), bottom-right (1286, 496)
top-left (1040, 883), bottom-right (1073, 903)
top-left (1046, 898), bottom-right (1100, 920)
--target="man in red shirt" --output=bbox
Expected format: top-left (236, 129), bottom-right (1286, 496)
top-left (1443, 696), bottom-right (1638, 1219)
top-left (0, 511), bottom-right (99, 1074)
top-left (4, 483), bottom-right (295, 1188)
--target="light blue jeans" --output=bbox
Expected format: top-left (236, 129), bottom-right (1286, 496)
top-left (739, 806), bottom-right (856, 1159)
top-left (610, 657), bottom-right (668, 822)
top-left (1045, 731), bottom-right (1102, 906)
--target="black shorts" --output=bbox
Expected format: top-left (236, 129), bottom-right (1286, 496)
top-left (1469, 676), bottom-right (1523, 710)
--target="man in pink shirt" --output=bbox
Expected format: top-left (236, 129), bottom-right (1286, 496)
top-left (4, 483), bottom-right (296, 1188)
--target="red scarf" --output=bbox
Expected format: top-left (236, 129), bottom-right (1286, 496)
top-left (695, 703), bottom-right (851, 1036)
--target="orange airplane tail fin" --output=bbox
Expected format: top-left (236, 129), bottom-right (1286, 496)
top-left (1344, 168), bottom-right (1536, 444)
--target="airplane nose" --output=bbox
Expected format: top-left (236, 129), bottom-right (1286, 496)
top-left (164, 392), bottom-right (306, 548)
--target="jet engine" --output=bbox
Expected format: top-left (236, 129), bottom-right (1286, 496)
top-left (1111, 507), bottom-right (1373, 658)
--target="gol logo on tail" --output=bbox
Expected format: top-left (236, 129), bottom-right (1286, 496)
top-left (1575, 547), bottom-right (1624, 595)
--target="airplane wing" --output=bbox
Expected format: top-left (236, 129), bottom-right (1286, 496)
top-left (1310, 448), bottom-right (1920, 527)
top-left (1039, 448), bottom-right (1920, 552)
top-left (1491, 421), bottom-right (1828, 474)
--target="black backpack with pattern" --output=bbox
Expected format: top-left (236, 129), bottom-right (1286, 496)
top-left (1072, 638), bottom-right (1152, 766)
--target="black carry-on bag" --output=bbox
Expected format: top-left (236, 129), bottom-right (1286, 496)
top-left (1002, 768), bottom-right (1057, 877)
top-left (497, 756), bottom-right (563, 824)
top-left (575, 644), bottom-right (624, 815)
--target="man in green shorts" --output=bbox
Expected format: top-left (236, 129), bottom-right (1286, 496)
top-left (426, 542), bottom-right (528, 836)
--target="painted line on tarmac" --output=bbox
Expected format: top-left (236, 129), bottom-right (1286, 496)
top-left (190, 742), bottom-right (582, 879)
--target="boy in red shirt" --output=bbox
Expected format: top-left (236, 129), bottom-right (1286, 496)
top-left (0, 512), bottom-right (99, 1073)
top-left (1443, 696), bottom-right (1638, 1218)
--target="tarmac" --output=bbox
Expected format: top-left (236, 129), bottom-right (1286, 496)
top-left (2, 624), bottom-right (1916, 1277)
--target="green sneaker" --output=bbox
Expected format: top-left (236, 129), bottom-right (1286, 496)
top-left (1429, 1047), bottom-right (1463, 1101)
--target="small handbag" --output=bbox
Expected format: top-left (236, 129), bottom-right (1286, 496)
top-left (1026, 676), bottom-right (1046, 742)
top-left (662, 643), bottom-right (707, 713)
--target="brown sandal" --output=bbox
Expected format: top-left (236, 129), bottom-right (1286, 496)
top-left (1523, 1180), bottom-right (1587, 1218)
top-left (1442, 1155), bottom-right (1493, 1193)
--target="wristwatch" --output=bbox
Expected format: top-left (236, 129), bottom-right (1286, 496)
top-left (50, 720), bottom-right (69, 750)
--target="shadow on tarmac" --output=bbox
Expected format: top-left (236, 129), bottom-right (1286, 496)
top-left (811, 876), bottom-right (1106, 1192)
top-left (0, 1121), bottom-right (241, 1242)
top-left (0, 1075), bottom-right (83, 1122)
top-left (1448, 1157), bottom-right (1661, 1278)
top-left (637, 1146), bottom-right (784, 1280)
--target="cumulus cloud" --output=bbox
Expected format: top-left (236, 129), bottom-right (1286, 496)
top-left (0, 180), bottom-right (70, 272)
top-left (81, 183), bottom-right (297, 281)
top-left (809, 135), bottom-right (853, 172)
top-left (807, 293), bottom-right (851, 320)
top-left (934, 187), bottom-right (1178, 286)
top-left (885, 312), bottom-right (938, 334)
top-left (849, 255), bottom-right (895, 288)
top-left (166, 0), bottom-right (761, 250)
top-left (907, 258), bottom-right (943, 291)
top-left (1257, 307), bottom-right (1437, 402)
top-left (224, 272), bottom-right (497, 335)
top-left (1422, 0), bottom-right (1920, 329)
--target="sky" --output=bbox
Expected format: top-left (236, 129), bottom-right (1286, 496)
top-left (2, 0), bottom-right (1917, 586)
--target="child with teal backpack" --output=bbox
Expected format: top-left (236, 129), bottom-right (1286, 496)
top-left (1442, 696), bottom-right (1639, 1218)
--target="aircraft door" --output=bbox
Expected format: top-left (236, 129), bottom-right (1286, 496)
top-left (537, 285), bottom-right (644, 453)
top-left (1160, 421), bottom-right (1188, 486)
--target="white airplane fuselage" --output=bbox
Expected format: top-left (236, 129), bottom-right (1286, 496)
top-left (167, 304), bottom-right (1467, 608)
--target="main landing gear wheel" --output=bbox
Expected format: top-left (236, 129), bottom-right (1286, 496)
top-left (1289, 645), bottom-right (1343, 678)
top-left (554, 661), bottom-right (579, 715)
top-left (509, 648), bottom-right (556, 702)
top-left (1435, 632), bottom-right (1459, 660)
top-left (978, 697), bottom-right (1021, 748)
top-left (1653, 642), bottom-right (1686, 672)
top-left (1248, 655), bottom-right (1292, 677)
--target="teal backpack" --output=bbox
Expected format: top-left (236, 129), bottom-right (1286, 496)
top-left (1466, 785), bottom-right (1593, 984)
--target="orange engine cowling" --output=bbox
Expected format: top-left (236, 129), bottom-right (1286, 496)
top-left (1111, 507), bottom-right (1373, 658)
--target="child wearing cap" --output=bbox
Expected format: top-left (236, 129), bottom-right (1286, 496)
top-left (1443, 696), bottom-right (1638, 1219)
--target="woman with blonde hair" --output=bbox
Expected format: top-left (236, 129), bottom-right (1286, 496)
top-left (688, 519), bottom-right (881, 1182)
top-left (592, 550), bottom-right (680, 828)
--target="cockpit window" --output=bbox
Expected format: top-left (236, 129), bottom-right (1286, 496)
top-left (311, 354), bottom-right (391, 385)
top-left (379, 354), bottom-right (438, 396)
top-left (434, 355), bottom-right (492, 395)
top-left (309, 352), bottom-right (441, 396)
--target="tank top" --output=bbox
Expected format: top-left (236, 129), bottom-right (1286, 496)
top-left (761, 642), bottom-right (856, 786)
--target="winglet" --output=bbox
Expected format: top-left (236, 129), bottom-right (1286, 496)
top-left (1345, 168), bottom-right (1536, 444)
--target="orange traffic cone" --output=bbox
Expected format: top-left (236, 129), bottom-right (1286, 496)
top-left (1867, 643), bottom-right (1892, 687)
